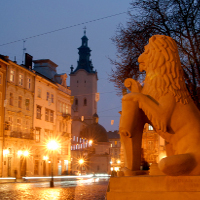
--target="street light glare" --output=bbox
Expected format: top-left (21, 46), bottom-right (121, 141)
top-left (47, 140), bottom-right (59, 150)
top-left (23, 150), bottom-right (29, 157)
top-left (79, 159), bottom-right (84, 164)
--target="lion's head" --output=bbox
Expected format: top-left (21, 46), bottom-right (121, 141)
top-left (138, 35), bottom-right (190, 104)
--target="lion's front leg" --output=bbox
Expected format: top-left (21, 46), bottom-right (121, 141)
top-left (119, 96), bottom-right (147, 175)
top-left (122, 92), bottom-right (175, 133)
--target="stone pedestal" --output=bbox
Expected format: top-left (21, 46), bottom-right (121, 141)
top-left (106, 175), bottom-right (200, 200)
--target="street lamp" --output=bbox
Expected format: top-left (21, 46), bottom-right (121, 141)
top-left (79, 159), bottom-right (84, 175)
top-left (47, 140), bottom-right (59, 187)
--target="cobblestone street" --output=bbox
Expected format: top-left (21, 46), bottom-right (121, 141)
top-left (0, 177), bottom-right (109, 200)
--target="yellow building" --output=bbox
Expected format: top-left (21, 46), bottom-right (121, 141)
top-left (1, 54), bottom-right (72, 178)
top-left (33, 59), bottom-right (72, 176)
top-left (0, 55), bottom-right (9, 177)
top-left (3, 56), bottom-right (35, 178)
top-left (142, 124), bottom-right (166, 164)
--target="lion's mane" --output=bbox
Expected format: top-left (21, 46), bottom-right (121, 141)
top-left (142, 35), bottom-right (190, 104)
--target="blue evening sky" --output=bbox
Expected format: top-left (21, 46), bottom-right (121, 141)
top-left (0, 0), bottom-right (132, 132)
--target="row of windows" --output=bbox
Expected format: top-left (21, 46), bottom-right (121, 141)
top-left (37, 88), bottom-right (54, 104)
top-left (7, 116), bottom-right (30, 133)
top-left (74, 98), bottom-right (87, 106)
top-left (59, 102), bottom-right (69, 114)
top-left (9, 93), bottom-right (30, 110)
top-left (71, 143), bottom-right (88, 150)
top-left (36, 106), bottom-right (54, 123)
top-left (10, 69), bottom-right (31, 89)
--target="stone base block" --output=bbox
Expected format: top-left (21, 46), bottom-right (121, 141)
top-left (106, 175), bottom-right (200, 200)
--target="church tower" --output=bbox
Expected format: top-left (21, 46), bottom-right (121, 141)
top-left (70, 30), bottom-right (98, 129)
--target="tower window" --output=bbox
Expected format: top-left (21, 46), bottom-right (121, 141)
top-left (75, 98), bottom-right (78, 106)
top-left (83, 98), bottom-right (87, 106)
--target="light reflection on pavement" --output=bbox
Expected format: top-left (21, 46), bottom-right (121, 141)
top-left (0, 177), bottom-right (109, 200)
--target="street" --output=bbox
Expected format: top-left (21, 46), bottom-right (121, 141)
top-left (0, 177), bottom-right (109, 200)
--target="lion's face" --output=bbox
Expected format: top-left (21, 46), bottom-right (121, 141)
top-left (138, 44), bottom-right (150, 72)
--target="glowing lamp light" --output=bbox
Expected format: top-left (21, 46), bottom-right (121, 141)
top-left (18, 150), bottom-right (23, 156)
top-left (79, 159), bottom-right (84, 165)
top-left (23, 150), bottom-right (29, 157)
top-left (3, 149), bottom-right (9, 155)
top-left (43, 156), bottom-right (49, 160)
top-left (89, 140), bottom-right (93, 145)
top-left (117, 160), bottom-right (121, 164)
top-left (47, 140), bottom-right (59, 150)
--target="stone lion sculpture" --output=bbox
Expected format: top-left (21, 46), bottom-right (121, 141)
top-left (120, 35), bottom-right (200, 176)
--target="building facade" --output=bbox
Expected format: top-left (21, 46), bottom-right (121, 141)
top-left (107, 131), bottom-right (121, 172)
top-left (33, 59), bottom-right (72, 176)
top-left (0, 53), bottom-right (72, 178)
top-left (0, 55), bottom-right (8, 177)
top-left (3, 56), bottom-right (35, 178)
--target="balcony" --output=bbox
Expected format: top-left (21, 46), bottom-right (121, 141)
top-left (9, 131), bottom-right (34, 140)
top-left (62, 132), bottom-right (70, 138)
top-left (62, 113), bottom-right (71, 120)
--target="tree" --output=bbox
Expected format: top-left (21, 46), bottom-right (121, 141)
top-left (110, 0), bottom-right (200, 109)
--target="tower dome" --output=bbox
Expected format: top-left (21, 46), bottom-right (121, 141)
top-left (80, 117), bottom-right (108, 142)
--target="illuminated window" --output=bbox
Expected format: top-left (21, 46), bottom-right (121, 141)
top-left (63, 103), bottom-right (65, 113)
top-left (77, 137), bottom-right (78, 142)
top-left (73, 136), bottom-right (75, 141)
top-left (65, 104), bottom-right (68, 114)
top-left (148, 124), bottom-right (153, 131)
top-left (10, 70), bottom-right (15, 82)
top-left (25, 99), bottom-right (30, 110)
top-left (36, 105), bottom-right (41, 119)
top-left (18, 96), bottom-right (22, 108)
top-left (115, 141), bottom-right (117, 146)
top-left (9, 93), bottom-right (13, 106)
top-left (37, 88), bottom-right (41, 98)
top-left (27, 78), bottom-right (31, 89)
top-left (19, 74), bottom-right (23, 86)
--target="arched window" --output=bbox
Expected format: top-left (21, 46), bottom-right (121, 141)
top-left (83, 98), bottom-right (87, 106)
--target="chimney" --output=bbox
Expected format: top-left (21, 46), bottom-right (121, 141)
top-left (25, 53), bottom-right (33, 70)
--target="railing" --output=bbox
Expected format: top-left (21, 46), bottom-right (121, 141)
top-left (62, 113), bottom-right (71, 120)
top-left (9, 131), bottom-right (34, 140)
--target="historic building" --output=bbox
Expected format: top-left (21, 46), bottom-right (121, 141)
top-left (141, 124), bottom-right (166, 165)
top-left (33, 59), bottom-right (72, 176)
top-left (107, 131), bottom-right (121, 172)
top-left (0, 55), bottom-right (8, 177)
top-left (0, 53), bottom-right (72, 178)
top-left (3, 54), bottom-right (35, 178)
top-left (70, 31), bottom-right (110, 174)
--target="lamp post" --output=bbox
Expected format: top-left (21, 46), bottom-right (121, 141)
top-left (47, 140), bottom-right (59, 187)
top-left (79, 159), bottom-right (84, 175)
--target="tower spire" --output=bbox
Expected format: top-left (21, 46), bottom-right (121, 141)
top-left (83, 26), bottom-right (87, 36)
